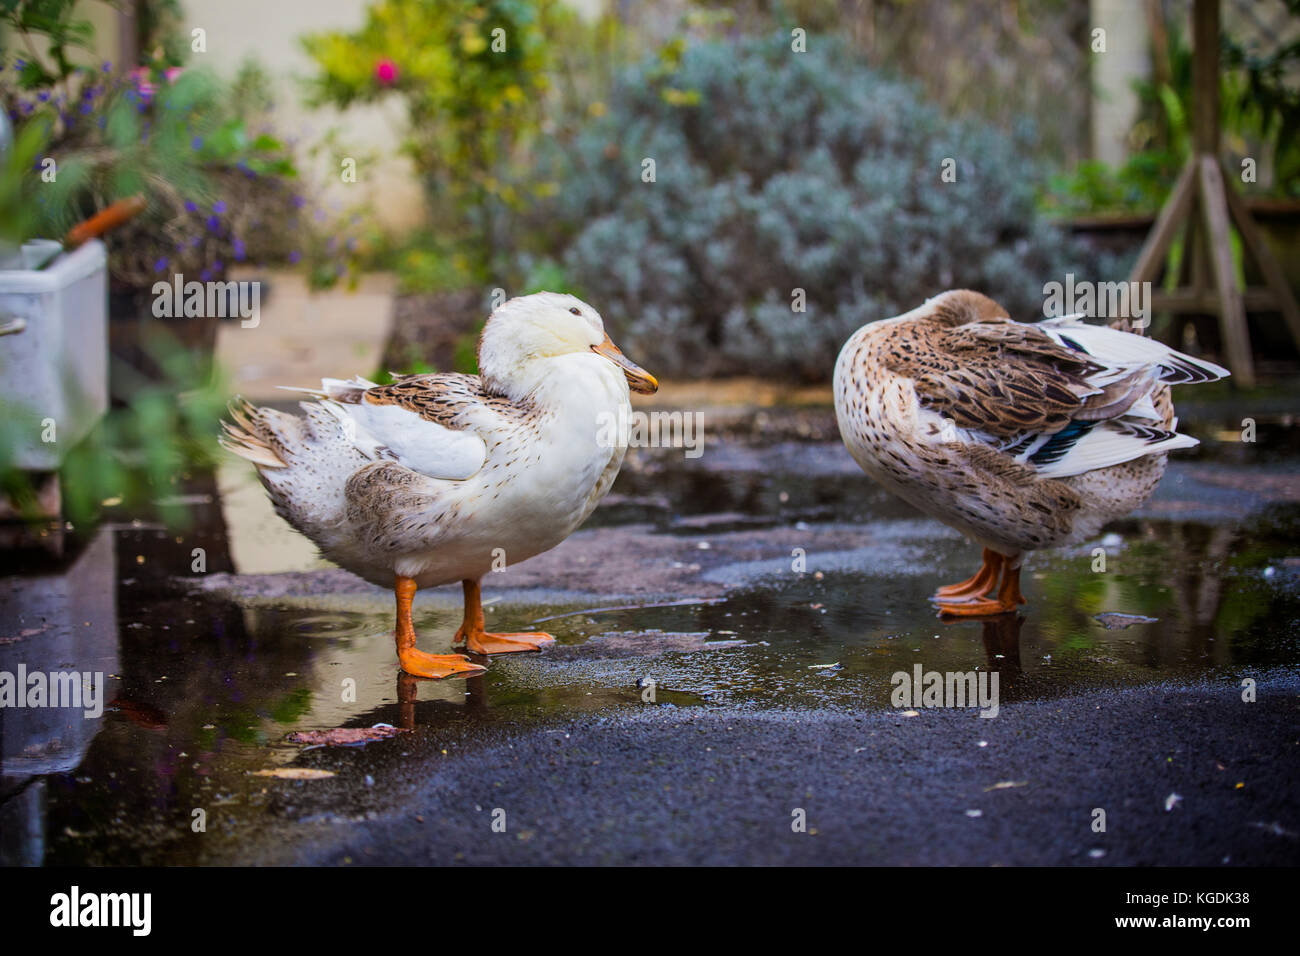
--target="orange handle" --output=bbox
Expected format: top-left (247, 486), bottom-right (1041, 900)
top-left (64, 195), bottom-right (147, 249)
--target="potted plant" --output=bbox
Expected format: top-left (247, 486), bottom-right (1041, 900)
top-left (2, 0), bottom-right (303, 399)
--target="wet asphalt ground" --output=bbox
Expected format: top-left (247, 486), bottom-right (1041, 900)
top-left (255, 673), bottom-right (1300, 866)
top-left (4, 399), bottom-right (1299, 866)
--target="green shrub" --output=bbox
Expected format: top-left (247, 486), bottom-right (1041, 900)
top-left (302, 0), bottom-right (578, 277)
top-left (527, 32), bottom-right (1123, 381)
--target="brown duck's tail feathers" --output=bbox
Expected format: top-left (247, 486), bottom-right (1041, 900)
top-left (220, 397), bottom-right (288, 469)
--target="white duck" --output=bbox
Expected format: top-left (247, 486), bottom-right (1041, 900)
top-left (221, 292), bottom-right (658, 678)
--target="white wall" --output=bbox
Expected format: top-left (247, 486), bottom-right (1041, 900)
top-left (179, 0), bottom-right (426, 232)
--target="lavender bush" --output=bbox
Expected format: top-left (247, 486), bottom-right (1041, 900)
top-left (526, 32), bottom-right (1124, 380)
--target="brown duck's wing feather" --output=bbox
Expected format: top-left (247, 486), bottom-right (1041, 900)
top-left (961, 444), bottom-right (1081, 517)
top-left (886, 317), bottom-right (1102, 438)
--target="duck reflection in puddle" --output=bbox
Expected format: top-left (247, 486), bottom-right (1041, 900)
top-left (978, 613), bottom-right (1024, 692)
top-left (396, 669), bottom-right (489, 730)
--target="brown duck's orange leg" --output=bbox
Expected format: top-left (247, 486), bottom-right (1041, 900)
top-left (934, 549), bottom-right (1003, 600)
top-left (394, 575), bottom-right (486, 679)
top-left (935, 557), bottom-right (1027, 617)
top-left (454, 578), bottom-right (555, 655)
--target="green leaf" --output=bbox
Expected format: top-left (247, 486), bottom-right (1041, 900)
top-left (105, 98), bottom-right (142, 148)
top-left (17, 58), bottom-right (55, 89)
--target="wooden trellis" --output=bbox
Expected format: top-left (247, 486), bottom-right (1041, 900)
top-left (1128, 0), bottom-right (1300, 387)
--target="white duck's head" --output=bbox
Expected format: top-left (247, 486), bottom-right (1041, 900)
top-left (477, 292), bottom-right (658, 400)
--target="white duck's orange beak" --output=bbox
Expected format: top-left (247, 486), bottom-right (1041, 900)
top-left (592, 333), bottom-right (658, 394)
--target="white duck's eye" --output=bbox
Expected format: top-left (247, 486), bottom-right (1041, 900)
top-left (568, 307), bottom-right (582, 316)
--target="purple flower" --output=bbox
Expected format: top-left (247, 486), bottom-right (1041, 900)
top-left (153, 257), bottom-right (169, 273)
top-left (212, 260), bottom-right (223, 272)
top-left (37, 91), bottom-right (49, 102)
top-left (206, 215), bottom-right (219, 231)
top-left (291, 195), bottom-right (306, 209)
top-left (184, 200), bottom-right (198, 213)
top-left (288, 250), bottom-right (301, 264)
top-left (212, 200), bottom-right (226, 214)
top-left (200, 268), bottom-right (212, 282)
top-left (102, 62), bottom-right (112, 73)
top-left (191, 136), bottom-right (202, 150)
top-left (232, 239), bottom-right (246, 261)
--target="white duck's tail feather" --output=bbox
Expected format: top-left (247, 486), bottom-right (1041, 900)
top-left (221, 394), bottom-right (372, 544)
top-left (220, 397), bottom-right (287, 469)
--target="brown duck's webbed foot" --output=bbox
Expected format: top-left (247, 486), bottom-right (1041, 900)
top-left (933, 548), bottom-right (1003, 601)
top-left (934, 558), bottom-right (1026, 618)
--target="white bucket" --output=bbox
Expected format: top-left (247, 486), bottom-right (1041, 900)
top-left (0, 240), bottom-right (109, 470)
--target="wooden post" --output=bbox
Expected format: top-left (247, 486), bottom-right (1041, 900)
top-left (117, 0), bottom-right (139, 70)
top-left (1191, 0), bottom-right (1218, 156)
top-left (1198, 156), bottom-right (1252, 382)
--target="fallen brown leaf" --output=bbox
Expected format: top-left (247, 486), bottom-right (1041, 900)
top-left (250, 768), bottom-right (336, 780)
top-left (287, 726), bottom-right (409, 747)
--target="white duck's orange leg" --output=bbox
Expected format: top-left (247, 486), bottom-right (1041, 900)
top-left (934, 554), bottom-right (1027, 617)
top-left (934, 548), bottom-right (1003, 600)
top-left (455, 578), bottom-right (556, 655)
top-left (394, 575), bottom-right (486, 679)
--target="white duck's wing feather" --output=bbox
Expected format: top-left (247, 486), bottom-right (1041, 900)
top-left (313, 372), bottom-right (522, 482)
top-left (324, 400), bottom-right (487, 481)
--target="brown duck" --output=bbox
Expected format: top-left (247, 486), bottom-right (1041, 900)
top-left (833, 290), bottom-right (1228, 615)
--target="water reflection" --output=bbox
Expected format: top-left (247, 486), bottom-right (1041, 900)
top-left (0, 433), bottom-right (1294, 863)
top-left (0, 528), bottom-right (119, 865)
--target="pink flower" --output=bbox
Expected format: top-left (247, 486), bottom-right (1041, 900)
top-left (129, 66), bottom-right (156, 102)
top-left (164, 67), bottom-right (184, 83)
top-left (374, 59), bottom-right (398, 86)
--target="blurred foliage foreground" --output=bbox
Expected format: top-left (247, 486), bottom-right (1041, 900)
top-left (0, 329), bottom-right (227, 530)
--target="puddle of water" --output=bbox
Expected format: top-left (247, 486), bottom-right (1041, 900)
top-left (1, 402), bottom-right (1297, 863)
